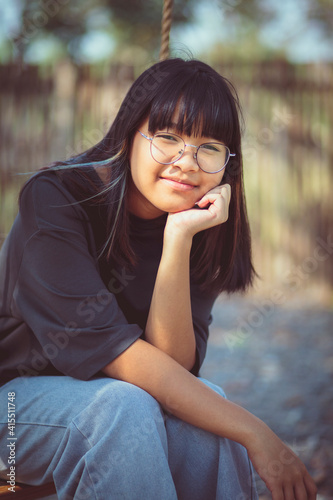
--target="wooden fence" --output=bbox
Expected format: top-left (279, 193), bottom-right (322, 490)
top-left (0, 60), bottom-right (332, 298)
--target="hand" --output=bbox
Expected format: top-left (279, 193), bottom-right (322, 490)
top-left (165, 184), bottom-right (231, 239)
top-left (247, 425), bottom-right (317, 500)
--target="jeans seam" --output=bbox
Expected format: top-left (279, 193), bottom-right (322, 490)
top-left (70, 420), bottom-right (99, 500)
top-left (85, 461), bottom-right (100, 500)
top-left (71, 420), bottom-right (95, 449)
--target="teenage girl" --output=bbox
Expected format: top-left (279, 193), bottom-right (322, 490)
top-left (0, 58), bottom-right (316, 500)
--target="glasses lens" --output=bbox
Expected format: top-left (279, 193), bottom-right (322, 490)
top-left (151, 133), bottom-right (184, 164)
top-left (197, 144), bottom-right (229, 173)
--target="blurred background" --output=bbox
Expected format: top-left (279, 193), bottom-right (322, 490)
top-left (0, 0), bottom-right (332, 498)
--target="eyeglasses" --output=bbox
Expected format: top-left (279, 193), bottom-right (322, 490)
top-left (138, 130), bottom-right (235, 174)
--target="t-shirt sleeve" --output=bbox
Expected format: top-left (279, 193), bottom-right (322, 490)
top-left (190, 283), bottom-right (217, 376)
top-left (12, 174), bottom-right (142, 380)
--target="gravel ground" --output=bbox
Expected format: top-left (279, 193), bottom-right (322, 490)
top-left (200, 292), bottom-right (333, 500)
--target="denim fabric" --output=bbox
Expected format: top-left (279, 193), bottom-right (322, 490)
top-left (0, 376), bottom-right (258, 500)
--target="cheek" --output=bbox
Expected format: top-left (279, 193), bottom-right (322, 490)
top-left (217, 170), bottom-right (225, 184)
top-left (204, 171), bottom-right (225, 190)
top-left (129, 144), bottom-right (147, 186)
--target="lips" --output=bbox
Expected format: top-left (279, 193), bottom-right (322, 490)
top-left (160, 177), bottom-right (197, 187)
top-left (159, 177), bottom-right (197, 192)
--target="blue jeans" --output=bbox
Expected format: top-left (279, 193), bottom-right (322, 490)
top-left (0, 376), bottom-right (258, 500)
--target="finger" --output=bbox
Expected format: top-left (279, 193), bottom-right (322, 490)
top-left (303, 474), bottom-right (317, 500)
top-left (216, 184), bottom-right (231, 218)
top-left (196, 184), bottom-right (231, 208)
top-left (196, 192), bottom-right (219, 208)
top-left (220, 183), bottom-right (231, 205)
top-left (271, 486), bottom-right (284, 500)
top-left (283, 483), bottom-right (297, 500)
top-left (293, 480), bottom-right (308, 500)
top-left (205, 186), bottom-right (230, 221)
top-left (207, 193), bottom-right (229, 223)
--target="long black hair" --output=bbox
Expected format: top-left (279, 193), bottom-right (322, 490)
top-left (40, 58), bottom-right (256, 293)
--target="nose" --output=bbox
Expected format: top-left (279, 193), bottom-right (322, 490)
top-left (173, 145), bottom-right (199, 172)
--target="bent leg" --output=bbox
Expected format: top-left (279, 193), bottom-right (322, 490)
top-left (0, 376), bottom-right (178, 500)
top-left (165, 377), bottom-right (258, 500)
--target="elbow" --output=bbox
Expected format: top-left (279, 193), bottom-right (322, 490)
top-left (151, 345), bottom-right (196, 372)
top-left (177, 350), bottom-right (197, 372)
top-left (143, 335), bottom-right (197, 372)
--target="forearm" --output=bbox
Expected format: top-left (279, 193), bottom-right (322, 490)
top-left (102, 338), bottom-right (264, 447)
top-left (145, 233), bottom-right (196, 370)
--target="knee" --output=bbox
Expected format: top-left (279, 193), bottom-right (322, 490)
top-left (98, 379), bottom-right (162, 417)
top-left (56, 381), bottom-right (168, 483)
top-left (73, 379), bottom-right (165, 441)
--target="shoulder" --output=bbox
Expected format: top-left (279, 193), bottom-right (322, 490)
top-left (21, 168), bottom-right (72, 197)
top-left (19, 169), bottom-right (93, 231)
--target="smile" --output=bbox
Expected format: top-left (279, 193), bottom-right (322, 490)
top-left (159, 177), bottom-right (197, 192)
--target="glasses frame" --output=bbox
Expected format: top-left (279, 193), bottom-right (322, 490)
top-left (138, 130), bottom-right (236, 174)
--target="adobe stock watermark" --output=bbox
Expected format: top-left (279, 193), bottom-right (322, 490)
top-left (59, 398), bottom-right (166, 499)
top-left (224, 232), bottom-right (333, 351)
top-left (64, 66), bottom-right (170, 159)
top-left (225, 103), bottom-right (295, 179)
top-left (242, 104), bottom-right (294, 167)
top-left (17, 267), bottom-right (135, 379)
top-left (10, 0), bottom-right (70, 48)
top-left (65, 128), bottom-right (105, 160)
top-left (117, 65), bottom-right (170, 123)
top-left (218, 0), bottom-right (242, 15)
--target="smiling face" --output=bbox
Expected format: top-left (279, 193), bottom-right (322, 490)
top-left (128, 117), bottom-right (225, 219)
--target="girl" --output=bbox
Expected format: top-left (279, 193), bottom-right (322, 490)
top-left (0, 58), bottom-right (316, 500)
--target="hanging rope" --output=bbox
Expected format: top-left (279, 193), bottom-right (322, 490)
top-left (159, 0), bottom-right (173, 60)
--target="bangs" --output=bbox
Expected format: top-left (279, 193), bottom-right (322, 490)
top-left (148, 70), bottom-right (240, 147)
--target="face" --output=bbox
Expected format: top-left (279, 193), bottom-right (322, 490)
top-left (128, 117), bottom-right (225, 219)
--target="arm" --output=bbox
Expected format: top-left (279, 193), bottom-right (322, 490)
top-left (116, 185), bottom-right (316, 499)
top-left (102, 338), bottom-right (317, 500)
top-left (145, 184), bottom-right (231, 370)
top-left (15, 174), bottom-right (143, 380)
top-left (144, 231), bottom-right (196, 370)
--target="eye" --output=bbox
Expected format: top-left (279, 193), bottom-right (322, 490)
top-left (156, 133), bottom-right (179, 143)
top-left (200, 143), bottom-right (222, 153)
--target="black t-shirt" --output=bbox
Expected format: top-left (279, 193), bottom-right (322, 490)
top-left (0, 168), bottom-right (218, 385)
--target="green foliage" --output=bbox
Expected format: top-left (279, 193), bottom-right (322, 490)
top-left (307, 0), bottom-right (333, 36)
top-left (1, 0), bottom-right (332, 63)
top-left (9, 0), bottom-right (198, 62)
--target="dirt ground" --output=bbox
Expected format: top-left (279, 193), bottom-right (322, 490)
top-left (200, 291), bottom-right (333, 500)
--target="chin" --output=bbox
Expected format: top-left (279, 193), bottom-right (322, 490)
top-left (161, 201), bottom-right (195, 213)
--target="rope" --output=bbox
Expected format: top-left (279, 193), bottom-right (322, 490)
top-left (159, 0), bottom-right (173, 60)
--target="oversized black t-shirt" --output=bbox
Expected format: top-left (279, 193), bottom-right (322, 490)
top-left (0, 168), bottom-right (218, 385)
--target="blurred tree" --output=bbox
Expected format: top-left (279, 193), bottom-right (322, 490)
top-left (11, 0), bottom-right (198, 63)
top-left (5, 0), bottom-right (332, 63)
top-left (307, 0), bottom-right (333, 36)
